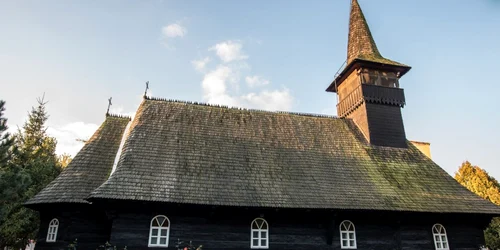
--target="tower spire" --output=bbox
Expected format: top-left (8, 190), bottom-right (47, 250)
top-left (346, 0), bottom-right (407, 67)
top-left (348, 0), bottom-right (381, 64)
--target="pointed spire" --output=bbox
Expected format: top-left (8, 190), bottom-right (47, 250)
top-left (346, 0), bottom-right (407, 67)
top-left (347, 0), bottom-right (381, 64)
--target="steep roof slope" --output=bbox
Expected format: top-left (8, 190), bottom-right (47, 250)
top-left (347, 0), bottom-right (408, 68)
top-left (26, 115), bottom-right (130, 206)
top-left (90, 98), bottom-right (500, 214)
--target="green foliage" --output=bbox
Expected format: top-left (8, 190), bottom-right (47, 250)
top-left (454, 161), bottom-right (500, 249)
top-left (0, 97), bottom-right (62, 249)
top-left (0, 100), bottom-right (14, 166)
top-left (67, 238), bottom-right (78, 250)
top-left (175, 239), bottom-right (203, 250)
top-left (96, 241), bottom-right (127, 250)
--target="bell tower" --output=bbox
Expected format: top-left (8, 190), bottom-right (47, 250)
top-left (326, 0), bottom-right (411, 148)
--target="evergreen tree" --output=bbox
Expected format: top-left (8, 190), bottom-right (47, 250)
top-left (0, 100), bottom-right (13, 166)
top-left (454, 161), bottom-right (500, 249)
top-left (0, 96), bottom-right (62, 249)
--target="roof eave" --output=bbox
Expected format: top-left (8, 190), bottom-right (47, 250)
top-left (326, 58), bottom-right (412, 93)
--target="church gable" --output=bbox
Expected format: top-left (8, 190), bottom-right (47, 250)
top-left (26, 115), bottom-right (130, 206)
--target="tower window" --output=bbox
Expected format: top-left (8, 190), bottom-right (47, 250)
top-left (340, 220), bottom-right (356, 249)
top-left (46, 218), bottom-right (59, 243)
top-left (149, 215), bottom-right (170, 247)
top-left (432, 224), bottom-right (449, 250)
top-left (251, 218), bottom-right (269, 249)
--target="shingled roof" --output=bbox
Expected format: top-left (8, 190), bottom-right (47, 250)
top-left (26, 115), bottom-right (130, 206)
top-left (89, 98), bottom-right (500, 215)
top-left (347, 0), bottom-right (409, 68)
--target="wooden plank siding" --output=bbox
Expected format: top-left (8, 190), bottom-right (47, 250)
top-left (97, 202), bottom-right (490, 250)
top-left (34, 205), bottom-right (111, 250)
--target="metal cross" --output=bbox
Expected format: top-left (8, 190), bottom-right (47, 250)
top-left (106, 97), bottom-right (112, 115)
top-left (144, 81), bottom-right (149, 97)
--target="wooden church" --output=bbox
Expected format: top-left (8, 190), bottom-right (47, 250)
top-left (26, 0), bottom-right (500, 249)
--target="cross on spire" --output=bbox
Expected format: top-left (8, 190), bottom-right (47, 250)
top-left (106, 97), bottom-right (112, 116)
top-left (144, 81), bottom-right (149, 97)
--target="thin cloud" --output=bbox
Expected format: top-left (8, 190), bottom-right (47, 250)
top-left (209, 40), bottom-right (248, 63)
top-left (191, 57), bottom-right (211, 72)
top-left (245, 75), bottom-right (270, 88)
top-left (162, 23), bottom-right (187, 38)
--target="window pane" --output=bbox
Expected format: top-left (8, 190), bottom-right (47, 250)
top-left (435, 235), bottom-right (440, 242)
top-left (261, 239), bottom-right (266, 246)
top-left (153, 218), bottom-right (159, 227)
top-left (443, 242), bottom-right (448, 248)
top-left (157, 217), bottom-right (165, 226)
top-left (342, 240), bottom-right (347, 246)
top-left (261, 222), bottom-right (267, 229)
top-left (150, 237), bottom-right (157, 245)
top-left (152, 229), bottom-right (158, 236)
top-left (441, 235), bottom-right (446, 242)
top-left (253, 239), bottom-right (259, 246)
top-left (349, 233), bottom-right (354, 239)
top-left (159, 237), bottom-right (167, 245)
top-left (160, 229), bottom-right (168, 236)
top-left (261, 231), bottom-right (266, 238)
top-left (436, 242), bottom-right (442, 248)
top-left (349, 240), bottom-right (355, 246)
top-left (342, 232), bottom-right (347, 239)
top-left (253, 231), bottom-right (258, 238)
top-left (252, 222), bottom-right (259, 229)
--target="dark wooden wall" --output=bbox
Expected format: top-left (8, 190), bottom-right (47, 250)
top-left (34, 204), bottom-right (111, 250)
top-left (101, 201), bottom-right (490, 250)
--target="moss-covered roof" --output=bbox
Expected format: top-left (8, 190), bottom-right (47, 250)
top-left (87, 98), bottom-right (500, 215)
top-left (26, 115), bottom-right (130, 205)
top-left (347, 0), bottom-right (409, 68)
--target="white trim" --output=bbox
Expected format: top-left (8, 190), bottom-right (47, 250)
top-left (148, 215), bottom-right (170, 247)
top-left (46, 218), bottom-right (59, 243)
top-left (432, 224), bottom-right (449, 250)
top-left (339, 220), bottom-right (356, 249)
top-left (250, 218), bottom-right (269, 249)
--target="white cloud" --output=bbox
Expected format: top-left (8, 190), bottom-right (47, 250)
top-left (210, 41), bottom-right (248, 63)
top-left (245, 75), bottom-right (270, 87)
top-left (47, 122), bottom-right (99, 156)
top-left (191, 57), bottom-right (211, 72)
top-left (200, 66), bottom-right (292, 111)
top-left (201, 65), bottom-right (239, 107)
top-left (241, 89), bottom-right (293, 111)
top-left (162, 23), bottom-right (187, 38)
top-left (197, 39), bottom-right (294, 111)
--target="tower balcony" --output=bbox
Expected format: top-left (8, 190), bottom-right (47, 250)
top-left (337, 84), bottom-right (406, 117)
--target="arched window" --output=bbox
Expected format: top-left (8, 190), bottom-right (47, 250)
top-left (149, 215), bottom-right (170, 247)
top-left (432, 224), bottom-right (449, 250)
top-left (46, 218), bottom-right (59, 242)
top-left (340, 220), bottom-right (356, 249)
top-left (251, 218), bottom-right (268, 249)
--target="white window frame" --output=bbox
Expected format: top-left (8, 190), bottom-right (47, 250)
top-left (340, 220), bottom-right (357, 249)
top-left (148, 215), bottom-right (170, 247)
top-left (251, 218), bottom-right (269, 249)
top-left (46, 218), bottom-right (59, 243)
top-left (432, 224), bottom-right (449, 250)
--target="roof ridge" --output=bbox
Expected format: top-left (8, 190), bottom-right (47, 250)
top-left (144, 95), bottom-right (338, 119)
top-left (106, 113), bottom-right (132, 120)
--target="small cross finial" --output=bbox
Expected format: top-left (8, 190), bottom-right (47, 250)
top-left (106, 97), bottom-right (112, 115)
top-left (144, 81), bottom-right (149, 97)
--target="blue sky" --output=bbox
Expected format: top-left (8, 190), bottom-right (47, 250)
top-left (1, 0), bottom-right (499, 178)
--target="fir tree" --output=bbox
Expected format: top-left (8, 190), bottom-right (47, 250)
top-left (0, 96), bottom-right (62, 249)
top-left (0, 100), bottom-right (13, 166)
